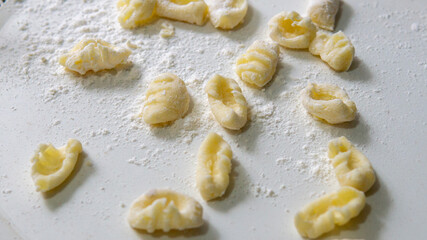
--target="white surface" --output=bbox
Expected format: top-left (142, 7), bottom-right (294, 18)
top-left (0, 0), bottom-right (426, 239)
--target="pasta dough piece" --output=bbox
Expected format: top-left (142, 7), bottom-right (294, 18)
top-left (205, 0), bottom-right (248, 29)
top-left (309, 31), bottom-right (355, 71)
top-left (235, 40), bottom-right (279, 88)
top-left (205, 74), bottom-right (248, 130)
top-left (328, 136), bottom-right (376, 192)
top-left (128, 189), bottom-right (203, 232)
top-left (196, 133), bottom-right (232, 201)
top-left (300, 83), bottom-right (357, 124)
top-left (59, 39), bottom-right (131, 75)
top-left (268, 11), bottom-right (316, 49)
top-left (31, 139), bottom-right (82, 192)
top-left (160, 22), bottom-right (175, 38)
top-left (117, 0), bottom-right (156, 29)
top-left (294, 186), bottom-right (366, 239)
top-left (142, 73), bottom-right (190, 125)
top-left (307, 0), bottom-right (340, 31)
top-left (156, 0), bottom-right (208, 25)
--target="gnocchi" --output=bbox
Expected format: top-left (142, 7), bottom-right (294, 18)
top-left (205, 74), bottom-right (248, 130)
top-left (196, 133), bottom-right (232, 201)
top-left (59, 39), bottom-right (131, 75)
top-left (328, 136), bottom-right (376, 192)
top-left (31, 139), bottom-right (82, 192)
top-left (309, 31), bottom-right (355, 71)
top-left (128, 189), bottom-right (203, 232)
top-left (160, 22), bottom-right (175, 38)
top-left (235, 40), bottom-right (279, 88)
top-left (294, 186), bottom-right (366, 239)
top-left (117, 0), bottom-right (156, 29)
top-left (268, 11), bottom-right (316, 49)
top-left (307, 0), bottom-right (340, 31)
top-left (142, 73), bottom-right (190, 125)
top-left (205, 0), bottom-right (248, 29)
top-left (300, 83), bottom-right (357, 124)
top-left (156, 0), bottom-right (208, 25)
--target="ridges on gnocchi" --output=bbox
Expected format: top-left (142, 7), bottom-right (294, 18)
top-left (300, 83), bottom-right (357, 124)
top-left (117, 0), bottom-right (156, 29)
top-left (127, 189), bottom-right (204, 232)
top-left (205, 74), bottom-right (248, 130)
top-left (328, 136), bottom-right (376, 192)
top-left (31, 139), bottom-right (82, 192)
top-left (235, 40), bottom-right (279, 88)
top-left (307, 0), bottom-right (340, 31)
top-left (196, 133), bottom-right (232, 201)
top-left (156, 0), bottom-right (208, 25)
top-left (205, 0), bottom-right (248, 29)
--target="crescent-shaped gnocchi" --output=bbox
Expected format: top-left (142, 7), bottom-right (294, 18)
top-left (268, 11), bottom-right (317, 49)
top-left (128, 189), bottom-right (204, 232)
top-left (328, 136), bottom-right (376, 192)
top-left (300, 83), bottom-right (357, 124)
top-left (59, 39), bottom-right (131, 75)
top-left (235, 40), bottom-right (279, 88)
top-left (117, 0), bottom-right (156, 29)
top-left (156, 0), bottom-right (208, 25)
top-left (142, 73), bottom-right (190, 125)
top-left (307, 0), bottom-right (340, 31)
top-left (196, 133), bottom-right (232, 201)
top-left (31, 139), bottom-right (82, 192)
top-left (205, 0), bottom-right (248, 29)
top-left (294, 186), bottom-right (366, 239)
top-left (205, 74), bottom-right (248, 130)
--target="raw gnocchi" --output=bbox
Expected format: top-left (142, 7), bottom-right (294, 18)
top-left (59, 39), bottom-right (131, 75)
top-left (307, 0), bottom-right (340, 31)
top-left (142, 73), bottom-right (190, 125)
top-left (127, 189), bottom-right (203, 232)
top-left (309, 31), bottom-right (355, 72)
top-left (328, 136), bottom-right (376, 192)
top-left (156, 0), bottom-right (208, 25)
top-left (31, 139), bottom-right (82, 192)
top-left (268, 11), bottom-right (317, 49)
top-left (196, 133), bottom-right (232, 201)
top-left (117, 0), bottom-right (156, 29)
top-left (235, 40), bottom-right (279, 88)
top-left (294, 186), bottom-right (366, 239)
top-left (205, 74), bottom-right (248, 130)
top-left (205, 0), bottom-right (248, 29)
top-left (300, 83), bottom-right (357, 124)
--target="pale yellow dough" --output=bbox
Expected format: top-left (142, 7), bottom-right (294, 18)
top-left (156, 0), bottom-right (208, 25)
top-left (205, 0), bottom-right (248, 29)
top-left (307, 0), bottom-right (340, 31)
top-left (117, 0), bottom-right (156, 29)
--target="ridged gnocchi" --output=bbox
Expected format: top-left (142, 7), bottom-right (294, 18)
top-left (328, 136), bottom-right (376, 192)
top-left (142, 73), bottom-right (190, 125)
top-left (117, 0), bottom-right (156, 29)
top-left (205, 0), bottom-right (248, 29)
top-left (294, 186), bottom-right (366, 239)
top-left (196, 133), bottom-right (232, 201)
top-left (59, 39), bottom-right (131, 75)
top-left (156, 0), bottom-right (208, 25)
top-left (205, 74), bottom-right (248, 130)
top-left (309, 31), bottom-right (355, 72)
top-left (31, 139), bottom-right (82, 192)
top-left (307, 0), bottom-right (340, 31)
top-left (300, 83), bottom-right (357, 124)
top-left (268, 11), bottom-right (317, 49)
top-left (128, 189), bottom-right (204, 232)
top-left (235, 40), bottom-right (279, 88)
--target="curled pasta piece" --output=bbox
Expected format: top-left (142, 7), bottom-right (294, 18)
top-left (142, 73), bottom-right (190, 125)
top-left (117, 0), bottom-right (156, 29)
top-left (235, 40), bottom-right (279, 88)
top-left (31, 139), bottom-right (82, 192)
top-left (300, 83), bottom-right (357, 124)
top-left (156, 0), bottom-right (208, 25)
top-left (205, 74), bottom-right (248, 130)
top-left (268, 11), bottom-right (316, 49)
top-left (205, 0), bottom-right (248, 29)
top-left (196, 133), bottom-right (232, 200)
top-left (328, 136), bottom-right (376, 192)
top-left (307, 0), bottom-right (340, 31)
top-left (59, 39), bottom-right (131, 75)
top-left (128, 189), bottom-right (203, 232)
top-left (294, 186), bottom-right (366, 239)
